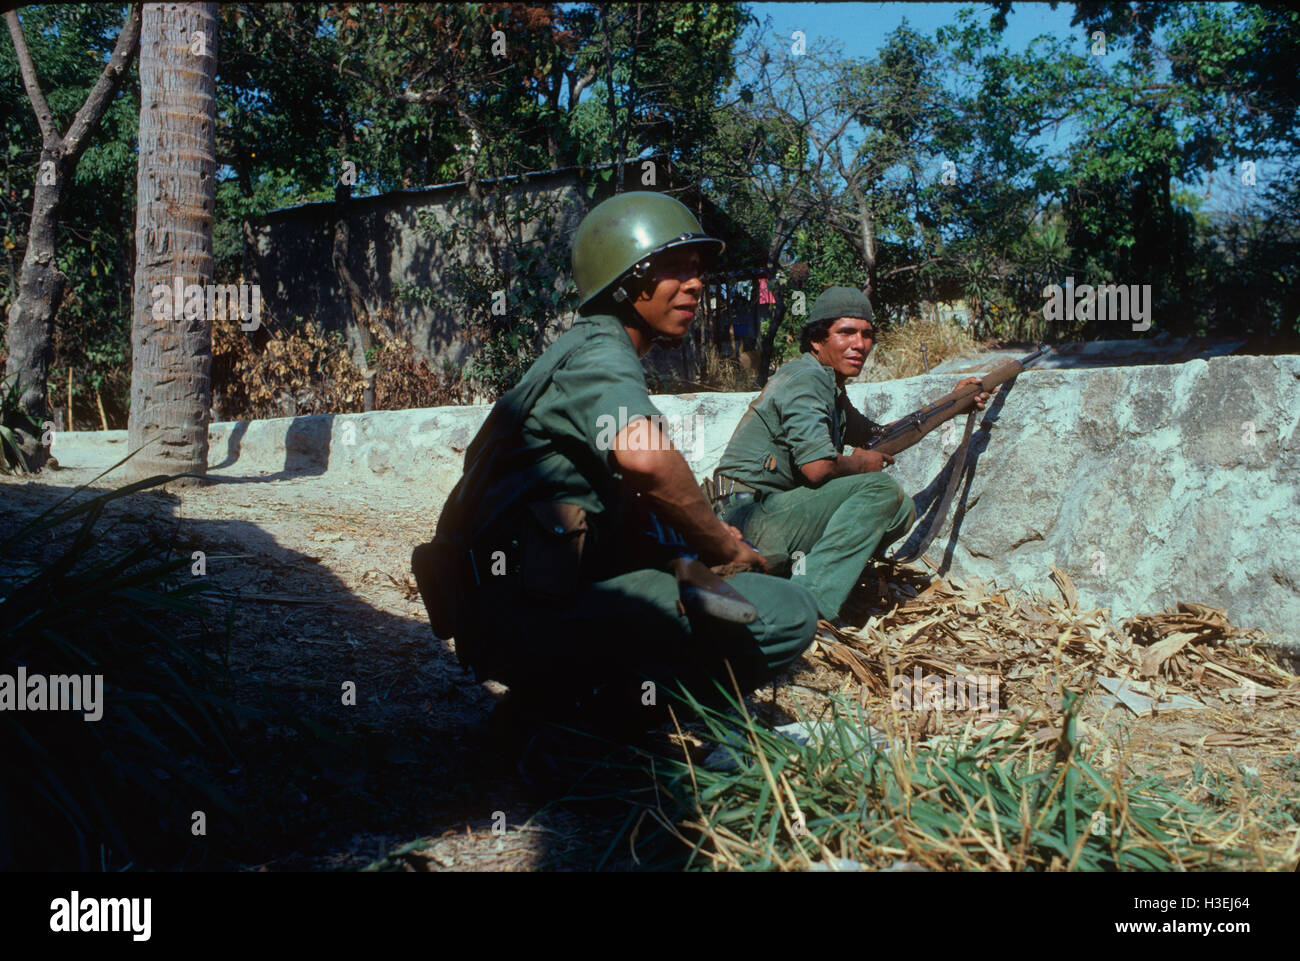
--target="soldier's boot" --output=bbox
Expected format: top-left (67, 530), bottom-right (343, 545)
top-left (485, 689), bottom-right (555, 758)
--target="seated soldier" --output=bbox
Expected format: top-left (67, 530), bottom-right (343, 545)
top-left (416, 192), bottom-right (819, 763)
top-left (713, 286), bottom-right (991, 623)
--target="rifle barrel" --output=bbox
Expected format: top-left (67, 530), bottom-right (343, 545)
top-left (1021, 343), bottom-right (1051, 367)
top-left (866, 344), bottom-right (1051, 456)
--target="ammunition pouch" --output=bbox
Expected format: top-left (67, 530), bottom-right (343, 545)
top-left (700, 475), bottom-right (716, 508)
top-left (411, 535), bottom-right (465, 640)
top-left (518, 501), bottom-right (589, 604)
top-left (709, 472), bottom-right (760, 517)
top-left (419, 502), bottom-right (590, 675)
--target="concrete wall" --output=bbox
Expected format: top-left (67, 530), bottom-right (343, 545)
top-left (53, 354), bottom-right (1300, 649)
top-left (243, 172), bottom-right (591, 370)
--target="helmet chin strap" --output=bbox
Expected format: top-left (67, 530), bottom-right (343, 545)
top-left (616, 301), bottom-right (680, 345)
top-left (611, 258), bottom-right (653, 305)
top-left (611, 261), bottom-right (659, 338)
top-left (612, 288), bottom-right (682, 347)
top-left (609, 250), bottom-right (697, 345)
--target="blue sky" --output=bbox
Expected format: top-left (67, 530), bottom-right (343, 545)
top-left (732, 3), bottom-right (1273, 213)
top-left (736, 3), bottom-right (1090, 197)
top-left (747, 1), bottom-right (1081, 58)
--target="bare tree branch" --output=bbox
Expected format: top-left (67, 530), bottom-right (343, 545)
top-left (5, 9), bottom-right (59, 146)
top-left (567, 65), bottom-right (598, 110)
top-left (881, 257), bottom-right (948, 279)
top-left (63, 3), bottom-right (142, 162)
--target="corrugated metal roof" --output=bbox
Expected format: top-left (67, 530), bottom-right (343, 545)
top-left (259, 156), bottom-right (668, 220)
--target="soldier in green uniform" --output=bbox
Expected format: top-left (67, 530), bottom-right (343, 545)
top-left (418, 192), bottom-right (819, 754)
top-left (714, 286), bottom-right (991, 622)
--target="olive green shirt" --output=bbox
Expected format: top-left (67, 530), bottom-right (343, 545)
top-left (715, 352), bottom-right (886, 494)
top-left (439, 313), bottom-right (663, 546)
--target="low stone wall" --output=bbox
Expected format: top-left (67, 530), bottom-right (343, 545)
top-left (51, 354), bottom-right (1300, 648)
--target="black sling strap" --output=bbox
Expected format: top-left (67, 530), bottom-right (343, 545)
top-left (881, 408), bottom-right (978, 567)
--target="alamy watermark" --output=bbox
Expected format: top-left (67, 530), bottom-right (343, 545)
top-left (50, 891), bottom-right (150, 941)
top-left (1042, 276), bottom-right (1150, 331)
top-left (151, 277), bottom-right (262, 330)
top-left (891, 667), bottom-right (1000, 714)
top-left (0, 668), bottom-right (103, 721)
top-left (595, 407), bottom-right (705, 460)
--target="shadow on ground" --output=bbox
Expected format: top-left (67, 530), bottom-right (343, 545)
top-left (0, 477), bottom-right (683, 871)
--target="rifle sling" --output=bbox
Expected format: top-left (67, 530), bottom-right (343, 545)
top-left (876, 345), bottom-right (1047, 567)
top-left (883, 408), bottom-right (977, 566)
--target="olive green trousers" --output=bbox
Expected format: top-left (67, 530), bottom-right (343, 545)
top-left (724, 472), bottom-right (916, 621)
top-left (459, 568), bottom-right (818, 728)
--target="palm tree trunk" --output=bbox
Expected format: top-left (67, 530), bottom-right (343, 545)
top-left (128, 3), bottom-right (218, 484)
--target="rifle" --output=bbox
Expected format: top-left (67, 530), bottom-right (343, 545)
top-left (867, 343), bottom-right (1051, 565)
top-left (633, 499), bottom-right (759, 625)
top-left (866, 344), bottom-right (1051, 456)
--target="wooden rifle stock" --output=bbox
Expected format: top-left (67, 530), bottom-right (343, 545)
top-left (867, 345), bottom-right (1050, 457)
top-left (633, 498), bottom-right (759, 624)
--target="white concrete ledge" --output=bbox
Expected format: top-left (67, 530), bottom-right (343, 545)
top-left (49, 354), bottom-right (1300, 649)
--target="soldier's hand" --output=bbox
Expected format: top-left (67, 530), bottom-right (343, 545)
top-left (846, 447), bottom-right (894, 473)
top-left (957, 376), bottom-right (994, 410)
top-left (720, 533), bottom-right (769, 572)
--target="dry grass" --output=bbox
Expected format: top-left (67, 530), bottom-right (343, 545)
top-left (644, 342), bottom-right (759, 395)
top-left (693, 343), bottom-right (758, 392)
top-left (211, 304), bottom-right (469, 420)
top-left (632, 559), bottom-right (1300, 871)
top-left (861, 316), bottom-right (987, 382)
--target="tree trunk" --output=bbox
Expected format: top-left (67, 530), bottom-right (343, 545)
top-left (4, 148), bottom-right (66, 449)
top-left (3, 6), bottom-right (141, 466)
top-left (330, 181), bottom-right (379, 388)
top-left (857, 193), bottom-right (877, 297)
top-left (128, 3), bottom-right (218, 484)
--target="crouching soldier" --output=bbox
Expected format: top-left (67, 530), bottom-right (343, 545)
top-left (413, 192), bottom-right (819, 762)
top-left (713, 286), bottom-right (991, 623)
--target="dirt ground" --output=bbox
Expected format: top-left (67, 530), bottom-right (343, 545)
top-left (4, 462), bottom-right (575, 870)
top-left (4, 457), bottom-right (1298, 871)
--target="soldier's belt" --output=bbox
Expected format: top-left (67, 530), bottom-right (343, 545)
top-left (704, 473), bottom-right (761, 515)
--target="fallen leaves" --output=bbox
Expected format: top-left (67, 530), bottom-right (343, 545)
top-left (1049, 565), bottom-right (1077, 611)
top-left (814, 565), bottom-right (1299, 755)
top-left (1139, 631), bottom-right (1199, 677)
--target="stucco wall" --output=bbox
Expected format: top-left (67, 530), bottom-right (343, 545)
top-left (53, 354), bottom-right (1300, 649)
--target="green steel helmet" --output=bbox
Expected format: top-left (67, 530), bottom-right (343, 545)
top-left (572, 191), bottom-right (725, 312)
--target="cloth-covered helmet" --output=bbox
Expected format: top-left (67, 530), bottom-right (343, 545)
top-left (572, 191), bottom-right (725, 312)
top-left (800, 286), bottom-right (875, 352)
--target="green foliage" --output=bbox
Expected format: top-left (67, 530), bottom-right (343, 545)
top-left (567, 3), bottom-right (749, 172)
top-left (209, 4), bottom-right (748, 399)
top-left (790, 227), bottom-right (862, 298)
top-left (467, 322), bottom-right (545, 399)
top-left (633, 688), bottom-right (1248, 871)
top-left (2, 4), bottom-right (138, 427)
top-left (7, 1), bottom-right (1298, 426)
top-left (1188, 758), bottom-right (1300, 833)
top-left (400, 188), bottom-right (579, 398)
top-left (874, 2), bottom-right (1300, 343)
top-left (0, 373), bottom-right (42, 473)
